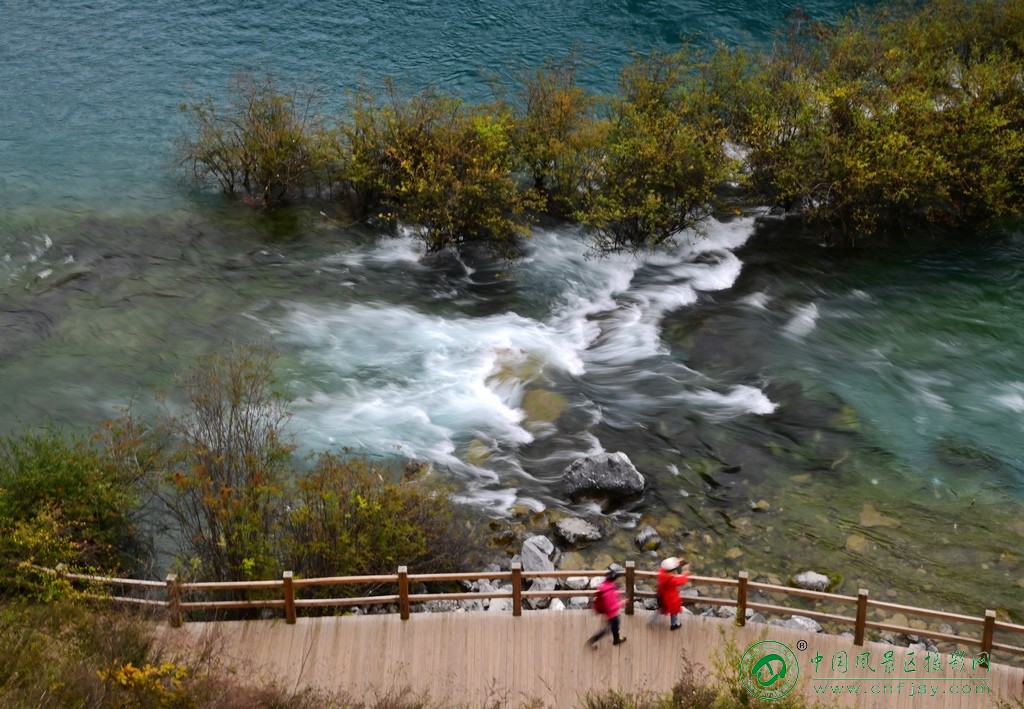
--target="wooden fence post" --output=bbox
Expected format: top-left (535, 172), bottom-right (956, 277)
top-left (736, 571), bottom-right (748, 627)
top-left (398, 566), bottom-right (410, 620)
top-left (166, 574), bottom-right (181, 628)
top-left (511, 562), bottom-right (522, 617)
top-left (625, 561), bottom-right (635, 616)
top-left (854, 588), bottom-right (869, 646)
top-left (283, 571), bottom-right (296, 625)
top-left (981, 610), bottom-right (996, 664)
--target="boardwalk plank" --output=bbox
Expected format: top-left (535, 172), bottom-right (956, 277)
top-left (161, 611), bottom-right (1024, 709)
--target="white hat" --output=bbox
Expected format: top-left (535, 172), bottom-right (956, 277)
top-left (661, 557), bottom-right (681, 571)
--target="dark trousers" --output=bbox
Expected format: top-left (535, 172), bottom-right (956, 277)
top-left (587, 614), bottom-right (621, 644)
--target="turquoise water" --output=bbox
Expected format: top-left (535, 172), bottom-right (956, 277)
top-left (2, 0), bottom-right (865, 209)
top-left (2, 1), bottom-right (1023, 618)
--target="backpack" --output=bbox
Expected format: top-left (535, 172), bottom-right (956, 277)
top-left (592, 588), bottom-right (607, 615)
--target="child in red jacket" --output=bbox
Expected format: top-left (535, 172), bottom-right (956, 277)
top-left (656, 557), bottom-right (691, 630)
top-left (587, 565), bottom-right (627, 647)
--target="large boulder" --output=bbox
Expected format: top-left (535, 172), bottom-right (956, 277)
top-left (519, 536), bottom-right (557, 609)
top-left (519, 535), bottom-right (555, 572)
top-left (561, 452), bottom-right (646, 499)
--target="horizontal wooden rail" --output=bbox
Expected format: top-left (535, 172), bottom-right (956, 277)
top-left (748, 580), bottom-right (859, 604)
top-left (864, 619), bottom-right (982, 647)
top-left (294, 595), bottom-right (400, 608)
top-left (293, 574), bottom-right (396, 587)
top-left (746, 600), bottom-right (855, 627)
top-left (868, 598), bottom-right (986, 626)
top-left (24, 560), bottom-right (1022, 661)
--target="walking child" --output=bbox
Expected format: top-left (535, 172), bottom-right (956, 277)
top-left (656, 556), bottom-right (691, 630)
top-left (587, 565), bottom-right (627, 647)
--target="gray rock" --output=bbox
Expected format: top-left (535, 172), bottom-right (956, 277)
top-left (524, 597), bottom-right (551, 610)
top-left (791, 571), bottom-right (831, 592)
top-left (562, 452), bottom-right (646, 499)
top-left (634, 525), bottom-right (661, 551)
top-left (554, 517), bottom-right (603, 546)
top-left (488, 597), bottom-right (513, 613)
top-left (520, 535), bottom-right (555, 572)
top-left (787, 615), bottom-right (823, 633)
top-left (548, 598), bottom-right (566, 611)
top-left (528, 576), bottom-right (557, 593)
top-left (563, 576), bottom-right (590, 591)
top-left (748, 613), bottom-right (767, 624)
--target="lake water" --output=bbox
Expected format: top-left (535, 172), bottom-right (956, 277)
top-left (2, 0), bottom-right (1022, 622)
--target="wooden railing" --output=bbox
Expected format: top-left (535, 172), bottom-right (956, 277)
top-left (35, 562), bottom-right (1024, 662)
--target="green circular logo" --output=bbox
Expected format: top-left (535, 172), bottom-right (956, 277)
top-left (739, 640), bottom-right (800, 701)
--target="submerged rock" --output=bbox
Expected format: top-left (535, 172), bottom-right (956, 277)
top-left (859, 503), bottom-right (900, 528)
top-left (553, 517), bottom-right (602, 547)
top-left (521, 389), bottom-right (567, 426)
top-left (634, 525), bottom-right (661, 551)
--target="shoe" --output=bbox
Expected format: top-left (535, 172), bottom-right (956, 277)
top-left (613, 637), bottom-right (627, 645)
top-left (670, 624), bottom-right (681, 631)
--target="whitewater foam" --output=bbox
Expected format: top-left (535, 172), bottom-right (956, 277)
top-left (275, 214), bottom-right (777, 509)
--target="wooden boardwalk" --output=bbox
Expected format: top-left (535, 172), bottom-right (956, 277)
top-left (161, 610), bottom-right (1024, 708)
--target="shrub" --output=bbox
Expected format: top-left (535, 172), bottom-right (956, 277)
top-left (577, 50), bottom-right (733, 252)
top-left (178, 73), bottom-right (324, 208)
top-left (507, 52), bottom-right (605, 217)
top-left (282, 455), bottom-right (476, 594)
top-left (336, 83), bottom-right (539, 256)
top-left (0, 428), bottom-right (142, 593)
top-left (150, 344), bottom-right (294, 584)
top-left (121, 344), bottom-right (476, 589)
top-left (707, 0), bottom-right (1024, 243)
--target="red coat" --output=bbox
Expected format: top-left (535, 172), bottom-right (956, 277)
top-left (594, 579), bottom-right (625, 619)
top-left (657, 568), bottom-right (690, 615)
